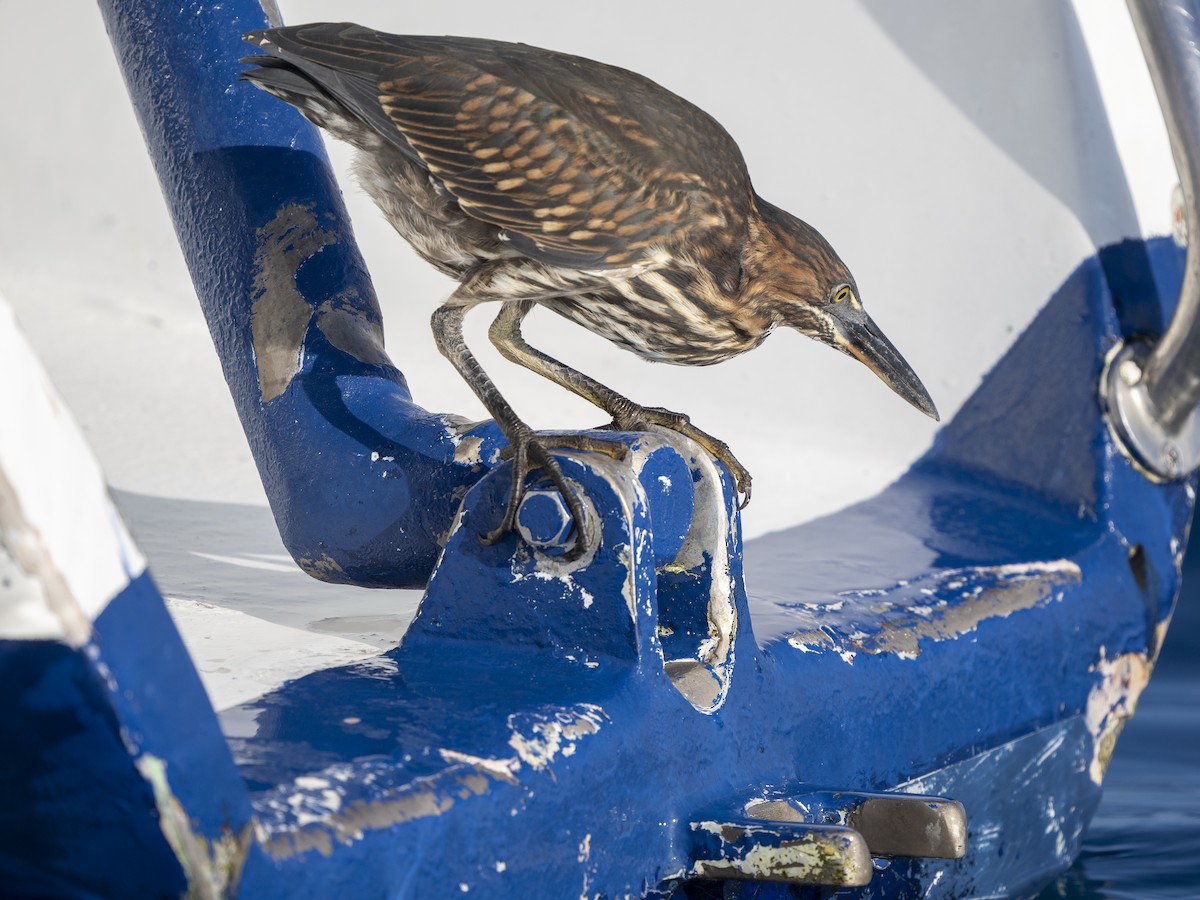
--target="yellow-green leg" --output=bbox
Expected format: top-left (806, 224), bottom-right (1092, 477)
top-left (431, 290), bottom-right (632, 559)
top-left (488, 300), bottom-right (752, 507)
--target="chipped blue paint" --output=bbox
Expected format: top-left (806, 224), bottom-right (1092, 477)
top-left (0, 0), bottom-right (1177, 896)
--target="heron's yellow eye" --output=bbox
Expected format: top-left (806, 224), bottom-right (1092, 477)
top-left (833, 286), bottom-right (851, 304)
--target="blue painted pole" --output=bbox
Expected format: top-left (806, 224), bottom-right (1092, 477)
top-left (98, 0), bottom-right (473, 587)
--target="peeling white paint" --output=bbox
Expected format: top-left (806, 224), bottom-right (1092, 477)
top-left (1085, 648), bottom-right (1151, 784)
top-left (286, 784), bottom-right (344, 829)
top-left (974, 821), bottom-right (1003, 851)
top-left (508, 704), bottom-right (608, 772)
top-left (577, 833), bottom-right (592, 863)
top-left (1032, 730), bottom-right (1067, 770)
top-left (924, 869), bottom-right (945, 897)
top-left (438, 749), bottom-right (520, 780)
top-left (1044, 795), bottom-right (1067, 858)
top-left (617, 542), bottom-right (638, 621)
top-left (786, 636), bottom-right (821, 653)
top-left (256, 753), bottom-right (516, 860)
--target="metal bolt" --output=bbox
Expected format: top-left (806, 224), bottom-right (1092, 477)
top-left (1163, 440), bottom-right (1182, 477)
top-left (516, 488), bottom-right (575, 550)
top-left (1118, 357), bottom-right (1143, 387)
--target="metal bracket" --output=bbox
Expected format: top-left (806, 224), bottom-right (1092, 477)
top-left (1103, 338), bottom-right (1200, 479)
top-left (1104, 0), bottom-right (1200, 479)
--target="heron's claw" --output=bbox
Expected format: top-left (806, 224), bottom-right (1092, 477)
top-left (608, 404), bottom-right (752, 507)
top-left (488, 430), bottom-right (631, 560)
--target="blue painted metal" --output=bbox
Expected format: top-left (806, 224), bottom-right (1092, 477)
top-left (0, 572), bottom-right (250, 895)
top-left (27, 0), bottom-right (1185, 896)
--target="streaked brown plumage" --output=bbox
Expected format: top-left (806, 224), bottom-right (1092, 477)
top-left (242, 23), bottom-right (938, 558)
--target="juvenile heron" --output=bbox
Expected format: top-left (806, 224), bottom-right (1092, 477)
top-left (242, 24), bottom-right (938, 557)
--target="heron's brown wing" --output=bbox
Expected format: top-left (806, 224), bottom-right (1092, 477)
top-left (245, 24), bottom-right (750, 275)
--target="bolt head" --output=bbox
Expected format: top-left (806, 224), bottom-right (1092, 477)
top-left (1118, 358), bottom-right (1143, 387)
top-left (1162, 440), bottom-right (1183, 477)
top-left (516, 489), bottom-right (575, 549)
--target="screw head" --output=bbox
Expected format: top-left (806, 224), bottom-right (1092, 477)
top-left (1118, 358), bottom-right (1143, 387)
top-left (516, 489), bottom-right (575, 549)
top-left (1162, 440), bottom-right (1183, 478)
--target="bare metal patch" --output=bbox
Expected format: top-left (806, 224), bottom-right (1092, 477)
top-left (250, 204), bottom-right (387, 403)
top-left (786, 560), bottom-right (1082, 659)
top-left (452, 434), bottom-right (486, 467)
top-left (250, 204), bottom-right (331, 402)
top-left (647, 427), bottom-right (738, 712)
top-left (258, 702), bottom-right (608, 861)
top-left (314, 295), bottom-right (389, 367)
top-left (298, 553), bottom-right (346, 581)
top-left (1085, 649), bottom-right (1151, 784)
top-left (258, 762), bottom-right (499, 860)
top-left (690, 820), bottom-right (871, 885)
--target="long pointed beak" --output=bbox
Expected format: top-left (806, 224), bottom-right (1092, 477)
top-left (832, 311), bottom-right (940, 421)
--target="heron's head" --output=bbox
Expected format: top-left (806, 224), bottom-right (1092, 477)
top-left (746, 196), bottom-right (939, 421)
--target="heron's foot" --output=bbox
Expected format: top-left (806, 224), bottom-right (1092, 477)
top-left (607, 404), bottom-right (752, 508)
top-left (489, 430), bottom-right (630, 559)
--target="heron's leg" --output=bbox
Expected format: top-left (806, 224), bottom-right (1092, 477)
top-left (431, 294), bottom-right (623, 559)
top-left (488, 300), bottom-right (752, 507)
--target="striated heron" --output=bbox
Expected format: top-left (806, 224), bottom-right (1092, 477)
top-left (242, 23), bottom-right (938, 558)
